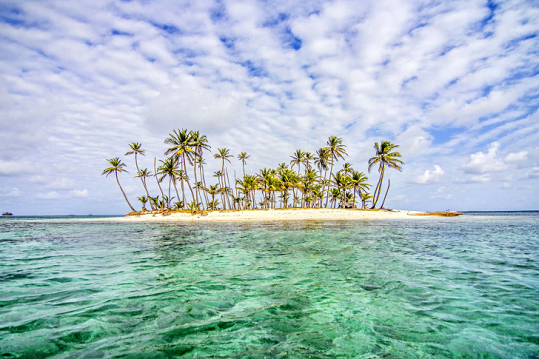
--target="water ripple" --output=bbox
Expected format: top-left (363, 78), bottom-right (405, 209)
top-left (0, 214), bottom-right (538, 357)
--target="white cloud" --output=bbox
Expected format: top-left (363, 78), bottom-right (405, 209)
top-left (414, 165), bottom-right (444, 184)
top-left (46, 178), bottom-right (75, 190)
top-left (395, 125), bottom-right (433, 157)
top-left (3, 187), bottom-right (21, 197)
top-left (504, 151), bottom-right (528, 163)
top-left (469, 174), bottom-right (491, 183)
top-left (527, 167), bottom-right (539, 179)
top-left (462, 142), bottom-right (508, 174)
top-left (0, 160), bottom-right (34, 176)
top-left (37, 191), bottom-right (60, 200)
top-left (70, 189), bottom-right (88, 198)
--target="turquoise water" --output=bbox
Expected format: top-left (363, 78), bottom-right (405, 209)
top-left (1, 213), bottom-right (538, 358)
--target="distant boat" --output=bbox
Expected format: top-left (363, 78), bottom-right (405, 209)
top-left (2, 212), bottom-right (13, 217)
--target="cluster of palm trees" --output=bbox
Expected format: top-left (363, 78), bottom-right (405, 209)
top-left (102, 129), bottom-right (403, 213)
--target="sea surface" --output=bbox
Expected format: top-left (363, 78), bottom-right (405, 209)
top-left (1, 212), bottom-right (538, 358)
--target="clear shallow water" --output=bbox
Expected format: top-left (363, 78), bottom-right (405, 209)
top-left (1, 213), bottom-right (538, 358)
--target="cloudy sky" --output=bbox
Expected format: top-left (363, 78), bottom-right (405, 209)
top-left (1, 0), bottom-right (538, 215)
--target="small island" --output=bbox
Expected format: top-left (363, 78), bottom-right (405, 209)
top-left (102, 129), bottom-right (460, 220)
top-left (2, 212), bottom-right (13, 217)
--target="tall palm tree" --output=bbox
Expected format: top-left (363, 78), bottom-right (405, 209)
top-left (368, 141), bottom-right (403, 209)
top-left (189, 131), bottom-right (211, 205)
top-left (195, 156), bottom-right (209, 205)
top-left (325, 136), bottom-right (348, 207)
top-left (157, 158), bottom-right (180, 208)
top-left (315, 147), bottom-right (330, 206)
top-left (164, 129), bottom-right (196, 202)
top-left (102, 157), bottom-right (136, 212)
top-left (238, 152), bottom-right (251, 177)
top-left (214, 148), bottom-right (233, 209)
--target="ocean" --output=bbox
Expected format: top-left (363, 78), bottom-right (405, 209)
top-left (1, 212), bottom-right (538, 358)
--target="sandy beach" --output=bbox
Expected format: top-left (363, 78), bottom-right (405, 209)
top-left (93, 209), bottom-right (431, 222)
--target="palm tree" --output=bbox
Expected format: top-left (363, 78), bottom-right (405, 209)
top-left (315, 147), bottom-right (330, 206)
top-left (236, 175), bottom-right (259, 209)
top-left (342, 162), bottom-right (354, 176)
top-left (330, 188), bottom-right (341, 208)
top-left (164, 129), bottom-right (196, 202)
top-left (125, 142), bottom-right (153, 202)
top-left (189, 131), bottom-right (211, 205)
top-left (157, 158), bottom-right (181, 209)
top-left (290, 149), bottom-right (305, 174)
top-left (332, 171), bottom-right (351, 207)
top-left (214, 148), bottom-right (233, 209)
top-left (153, 157), bottom-right (166, 203)
top-left (304, 152), bottom-right (313, 172)
top-left (361, 192), bottom-right (373, 209)
top-left (135, 168), bottom-right (155, 210)
top-left (368, 141), bottom-right (403, 209)
top-left (137, 195), bottom-right (148, 211)
top-left (238, 152), bottom-right (251, 177)
top-left (351, 171), bottom-right (370, 207)
top-left (205, 184), bottom-right (222, 210)
top-left (102, 157), bottom-right (136, 212)
top-left (187, 200), bottom-right (201, 214)
top-left (150, 195), bottom-right (160, 210)
top-left (325, 136), bottom-right (348, 207)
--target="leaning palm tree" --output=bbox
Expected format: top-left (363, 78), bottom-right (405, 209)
top-left (102, 157), bottom-right (136, 212)
top-left (238, 152), bottom-right (251, 177)
top-left (325, 136), bottom-right (348, 207)
top-left (368, 141), bottom-right (404, 209)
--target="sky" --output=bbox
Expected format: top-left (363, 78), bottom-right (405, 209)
top-left (0, 0), bottom-right (538, 215)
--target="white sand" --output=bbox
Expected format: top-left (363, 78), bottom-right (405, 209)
top-left (92, 209), bottom-right (428, 223)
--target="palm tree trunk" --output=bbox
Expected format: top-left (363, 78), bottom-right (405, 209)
top-left (154, 158), bottom-right (165, 203)
top-left (135, 154), bottom-right (154, 210)
top-left (371, 167), bottom-right (385, 209)
top-left (168, 177), bottom-right (172, 208)
top-left (380, 179), bottom-right (391, 209)
top-left (200, 164), bottom-right (209, 205)
top-left (193, 158), bottom-right (199, 205)
top-left (325, 158), bottom-right (334, 208)
top-left (115, 172), bottom-right (136, 212)
top-left (141, 178), bottom-right (155, 210)
top-left (225, 167), bottom-right (233, 209)
top-left (181, 153), bottom-right (195, 201)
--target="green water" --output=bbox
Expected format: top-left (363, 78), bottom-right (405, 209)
top-left (1, 213), bottom-right (538, 358)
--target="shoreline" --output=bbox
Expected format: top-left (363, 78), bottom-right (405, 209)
top-left (88, 209), bottom-right (444, 223)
